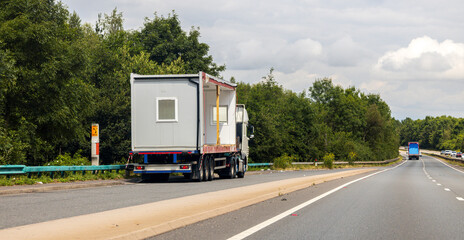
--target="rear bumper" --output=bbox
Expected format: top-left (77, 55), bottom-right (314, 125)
top-left (130, 164), bottom-right (192, 174)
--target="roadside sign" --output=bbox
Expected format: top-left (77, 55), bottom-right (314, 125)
top-left (91, 123), bottom-right (99, 166)
top-left (92, 125), bottom-right (98, 136)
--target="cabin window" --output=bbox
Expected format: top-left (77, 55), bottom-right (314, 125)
top-left (212, 106), bottom-right (228, 124)
top-left (157, 97), bottom-right (178, 122)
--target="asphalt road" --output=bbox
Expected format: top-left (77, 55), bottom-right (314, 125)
top-left (0, 168), bottom-right (352, 229)
top-left (155, 155), bottom-right (464, 240)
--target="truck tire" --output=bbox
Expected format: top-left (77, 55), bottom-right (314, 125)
top-left (202, 157), bottom-right (207, 181)
top-left (207, 156), bottom-right (214, 181)
top-left (237, 170), bottom-right (245, 178)
top-left (237, 156), bottom-right (245, 178)
top-left (194, 160), bottom-right (204, 182)
top-left (238, 156), bottom-right (247, 178)
top-left (228, 157), bottom-right (236, 179)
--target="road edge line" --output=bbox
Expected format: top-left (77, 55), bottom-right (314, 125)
top-left (228, 159), bottom-right (407, 240)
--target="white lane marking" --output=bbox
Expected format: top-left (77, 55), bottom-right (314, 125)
top-left (437, 183), bottom-right (442, 186)
top-left (227, 160), bottom-right (408, 240)
top-left (430, 156), bottom-right (464, 174)
top-left (457, 197), bottom-right (464, 201)
top-left (422, 158), bottom-right (432, 180)
top-left (432, 180), bottom-right (436, 182)
top-left (444, 188), bottom-right (451, 191)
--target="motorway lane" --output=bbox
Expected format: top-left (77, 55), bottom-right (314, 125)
top-left (243, 155), bottom-right (464, 240)
top-left (422, 156), bottom-right (464, 201)
top-left (0, 168), bottom-right (353, 229)
top-left (156, 156), bottom-right (464, 240)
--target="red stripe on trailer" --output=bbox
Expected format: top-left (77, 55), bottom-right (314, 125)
top-left (208, 78), bottom-right (235, 90)
top-left (203, 145), bottom-right (236, 154)
top-left (202, 72), bottom-right (235, 90)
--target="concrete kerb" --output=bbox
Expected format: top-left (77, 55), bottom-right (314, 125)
top-left (0, 168), bottom-right (376, 240)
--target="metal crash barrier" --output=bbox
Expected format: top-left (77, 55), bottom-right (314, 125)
top-left (0, 165), bottom-right (126, 178)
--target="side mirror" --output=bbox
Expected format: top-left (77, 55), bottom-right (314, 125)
top-left (248, 125), bottom-right (254, 134)
top-left (248, 125), bottom-right (255, 139)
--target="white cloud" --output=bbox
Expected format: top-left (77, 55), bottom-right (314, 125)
top-left (369, 36), bottom-right (464, 119)
top-left (227, 37), bottom-right (322, 73)
top-left (375, 36), bottom-right (464, 79)
top-left (60, 0), bottom-right (464, 119)
top-left (327, 36), bottom-right (370, 67)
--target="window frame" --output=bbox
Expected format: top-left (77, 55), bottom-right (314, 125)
top-left (156, 97), bottom-right (178, 122)
top-left (211, 105), bottom-right (228, 125)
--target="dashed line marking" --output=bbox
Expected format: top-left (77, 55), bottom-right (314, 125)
top-left (437, 183), bottom-right (442, 186)
top-left (432, 180), bottom-right (436, 182)
top-left (444, 188), bottom-right (451, 191)
top-left (457, 197), bottom-right (464, 201)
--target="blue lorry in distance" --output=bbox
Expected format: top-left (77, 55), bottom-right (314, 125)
top-left (408, 142), bottom-right (420, 160)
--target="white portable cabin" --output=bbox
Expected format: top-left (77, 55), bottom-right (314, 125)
top-left (130, 72), bottom-right (237, 154)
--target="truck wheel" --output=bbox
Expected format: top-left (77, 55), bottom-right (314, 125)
top-left (207, 156), bottom-right (214, 181)
top-left (237, 156), bottom-right (247, 178)
top-left (202, 157), bottom-right (207, 181)
top-left (228, 157), bottom-right (236, 179)
top-left (237, 157), bottom-right (245, 178)
top-left (237, 170), bottom-right (245, 178)
top-left (194, 161), bottom-right (203, 182)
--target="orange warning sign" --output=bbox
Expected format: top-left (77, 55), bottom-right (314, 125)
top-left (92, 125), bottom-right (98, 137)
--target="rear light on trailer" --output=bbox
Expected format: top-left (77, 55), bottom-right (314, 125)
top-left (136, 166), bottom-right (145, 170)
top-left (180, 165), bottom-right (189, 170)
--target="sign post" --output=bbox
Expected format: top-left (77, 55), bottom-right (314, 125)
top-left (91, 123), bottom-right (99, 166)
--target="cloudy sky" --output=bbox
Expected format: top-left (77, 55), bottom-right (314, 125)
top-left (61, 0), bottom-right (464, 120)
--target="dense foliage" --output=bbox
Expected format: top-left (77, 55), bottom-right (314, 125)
top-left (0, 1), bottom-right (217, 165)
top-left (1, 0), bottom-right (399, 166)
top-left (238, 69), bottom-right (399, 162)
top-left (399, 116), bottom-right (464, 151)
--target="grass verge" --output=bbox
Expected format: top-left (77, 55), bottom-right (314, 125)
top-left (424, 153), bottom-right (464, 168)
top-left (251, 155), bottom-right (403, 171)
top-left (0, 171), bottom-right (130, 187)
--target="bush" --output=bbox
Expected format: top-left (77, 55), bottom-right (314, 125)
top-left (323, 153), bottom-right (334, 169)
top-left (273, 154), bottom-right (294, 169)
top-left (44, 151), bottom-right (90, 166)
top-left (348, 152), bottom-right (357, 165)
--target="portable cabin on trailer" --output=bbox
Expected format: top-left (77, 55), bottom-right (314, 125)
top-left (129, 72), bottom-right (252, 181)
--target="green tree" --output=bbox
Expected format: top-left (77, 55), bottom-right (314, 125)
top-left (0, 0), bottom-right (95, 165)
top-left (133, 11), bottom-right (225, 76)
top-left (87, 8), bottom-right (187, 163)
